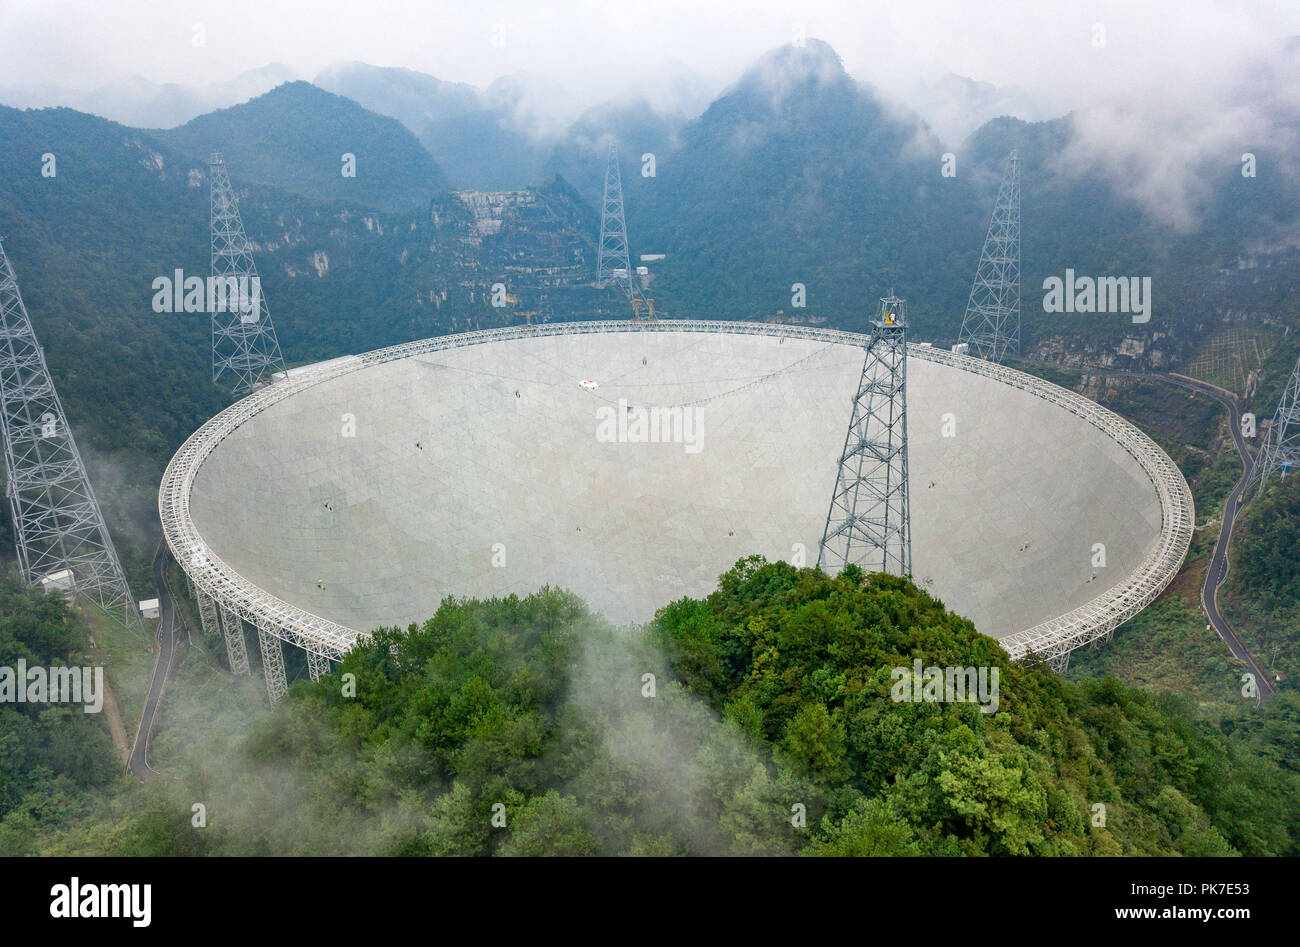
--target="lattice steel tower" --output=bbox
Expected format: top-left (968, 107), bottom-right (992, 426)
top-left (958, 150), bottom-right (1020, 361)
top-left (1250, 350), bottom-right (1300, 491)
top-left (0, 238), bottom-right (140, 631)
top-left (595, 142), bottom-right (654, 320)
top-left (596, 143), bottom-right (632, 290)
top-left (210, 153), bottom-right (285, 394)
top-left (818, 292), bottom-right (911, 576)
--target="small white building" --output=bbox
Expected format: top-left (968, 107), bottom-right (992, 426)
top-left (40, 569), bottom-right (75, 596)
top-left (138, 598), bottom-right (161, 619)
top-left (951, 342), bottom-right (970, 356)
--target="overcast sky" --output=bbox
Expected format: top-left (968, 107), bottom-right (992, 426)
top-left (1, 0), bottom-right (1296, 121)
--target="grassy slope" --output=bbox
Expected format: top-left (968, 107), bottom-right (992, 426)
top-left (1011, 362), bottom-right (1253, 708)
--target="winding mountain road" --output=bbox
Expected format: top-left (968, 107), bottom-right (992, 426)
top-left (1105, 370), bottom-right (1275, 701)
top-left (125, 542), bottom-right (182, 778)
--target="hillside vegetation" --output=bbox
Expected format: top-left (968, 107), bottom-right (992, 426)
top-left (0, 575), bottom-right (124, 849)
top-left (1224, 474), bottom-right (1300, 688)
top-left (154, 82), bottom-right (447, 212)
top-left (6, 560), bottom-right (1297, 856)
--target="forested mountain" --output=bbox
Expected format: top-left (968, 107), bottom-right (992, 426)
top-left (6, 562), bottom-right (1297, 855)
top-left (623, 39), bottom-right (1300, 356)
top-left (0, 64), bottom-right (298, 130)
top-left (630, 40), bottom-right (980, 332)
top-left (1225, 474), bottom-right (1300, 687)
top-left (0, 576), bottom-right (120, 833)
top-left (312, 62), bottom-right (550, 190)
top-left (420, 108), bottom-right (550, 192)
top-left (14, 39), bottom-right (1299, 361)
top-left (153, 82), bottom-right (447, 212)
top-left (540, 97), bottom-right (688, 215)
top-left (314, 61), bottom-right (708, 194)
top-left (307, 37), bottom-right (1299, 361)
top-left (312, 62), bottom-right (482, 133)
top-left (299, 40), bottom-right (1296, 360)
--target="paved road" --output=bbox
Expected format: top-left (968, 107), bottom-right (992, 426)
top-left (1104, 370), bottom-right (1275, 701)
top-left (125, 542), bottom-right (181, 778)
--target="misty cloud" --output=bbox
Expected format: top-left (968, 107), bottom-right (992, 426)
top-left (1053, 38), bottom-right (1300, 231)
top-left (2, 1), bottom-right (1296, 233)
